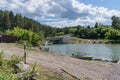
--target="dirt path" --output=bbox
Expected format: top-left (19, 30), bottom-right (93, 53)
top-left (0, 43), bottom-right (120, 80)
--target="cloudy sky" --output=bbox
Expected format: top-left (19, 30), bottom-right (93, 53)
top-left (0, 0), bottom-right (120, 27)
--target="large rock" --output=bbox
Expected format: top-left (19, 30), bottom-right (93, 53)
top-left (15, 62), bottom-right (40, 80)
top-left (15, 61), bottom-right (31, 71)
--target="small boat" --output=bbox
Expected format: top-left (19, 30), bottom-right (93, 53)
top-left (72, 53), bottom-right (93, 60)
top-left (93, 58), bottom-right (102, 61)
top-left (111, 59), bottom-right (119, 63)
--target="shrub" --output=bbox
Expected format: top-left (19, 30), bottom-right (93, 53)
top-left (105, 29), bottom-right (120, 40)
top-left (7, 27), bottom-right (43, 46)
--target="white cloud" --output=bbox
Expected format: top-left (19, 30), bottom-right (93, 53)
top-left (0, 0), bottom-right (120, 27)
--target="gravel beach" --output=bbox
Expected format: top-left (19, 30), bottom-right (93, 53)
top-left (0, 43), bottom-right (120, 80)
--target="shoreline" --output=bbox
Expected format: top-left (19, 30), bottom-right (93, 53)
top-left (0, 43), bottom-right (120, 80)
top-left (65, 37), bottom-right (120, 44)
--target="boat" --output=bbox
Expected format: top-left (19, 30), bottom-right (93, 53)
top-left (72, 53), bottom-right (93, 60)
top-left (111, 59), bottom-right (119, 63)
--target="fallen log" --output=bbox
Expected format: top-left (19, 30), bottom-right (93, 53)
top-left (61, 69), bottom-right (81, 80)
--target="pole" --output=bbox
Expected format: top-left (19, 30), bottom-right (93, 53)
top-left (24, 41), bottom-right (26, 64)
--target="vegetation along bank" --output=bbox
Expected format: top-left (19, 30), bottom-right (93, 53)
top-left (0, 10), bottom-right (120, 46)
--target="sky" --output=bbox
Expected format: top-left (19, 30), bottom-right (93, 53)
top-left (0, 0), bottom-right (120, 27)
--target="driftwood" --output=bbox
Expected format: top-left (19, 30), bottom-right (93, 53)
top-left (61, 69), bottom-right (81, 80)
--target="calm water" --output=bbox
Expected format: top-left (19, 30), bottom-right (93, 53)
top-left (48, 44), bottom-right (120, 60)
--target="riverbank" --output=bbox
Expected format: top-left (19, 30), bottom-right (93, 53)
top-left (0, 43), bottom-right (120, 80)
top-left (66, 37), bottom-right (120, 44)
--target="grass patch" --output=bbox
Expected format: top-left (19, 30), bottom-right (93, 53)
top-left (105, 40), bottom-right (120, 44)
top-left (0, 52), bottom-right (20, 80)
top-left (29, 64), bottom-right (60, 80)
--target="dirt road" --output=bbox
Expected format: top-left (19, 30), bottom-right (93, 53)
top-left (0, 43), bottom-right (120, 80)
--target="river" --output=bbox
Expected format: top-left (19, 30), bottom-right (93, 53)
top-left (48, 44), bottom-right (120, 61)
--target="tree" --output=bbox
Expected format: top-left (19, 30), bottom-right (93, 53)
top-left (89, 28), bottom-right (98, 39)
top-left (4, 13), bottom-right (11, 31)
top-left (94, 22), bottom-right (99, 28)
top-left (7, 27), bottom-right (42, 46)
top-left (57, 32), bottom-right (64, 36)
top-left (87, 25), bottom-right (90, 28)
top-left (105, 29), bottom-right (120, 40)
top-left (9, 11), bottom-right (14, 29)
top-left (14, 14), bottom-right (22, 27)
top-left (111, 16), bottom-right (120, 30)
top-left (69, 27), bottom-right (77, 33)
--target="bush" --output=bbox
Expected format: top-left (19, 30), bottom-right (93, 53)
top-left (7, 27), bottom-right (43, 46)
top-left (57, 32), bottom-right (64, 36)
top-left (105, 29), bottom-right (120, 40)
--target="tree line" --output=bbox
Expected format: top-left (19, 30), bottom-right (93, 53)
top-left (57, 16), bottom-right (120, 40)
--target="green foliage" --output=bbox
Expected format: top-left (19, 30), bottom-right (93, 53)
top-left (0, 10), bottom-right (57, 37)
top-left (4, 13), bottom-right (11, 30)
top-left (0, 52), bottom-right (21, 80)
top-left (0, 51), bottom-right (4, 66)
top-left (7, 27), bottom-right (42, 46)
top-left (8, 55), bottom-right (22, 67)
top-left (0, 73), bottom-right (18, 80)
top-left (0, 31), bottom-right (3, 34)
top-left (58, 24), bottom-right (120, 41)
top-left (105, 29), bottom-right (120, 40)
top-left (94, 22), bottom-right (99, 28)
top-left (1, 10), bottom-right (120, 41)
top-left (69, 27), bottom-right (77, 33)
top-left (57, 32), bottom-right (64, 36)
top-left (90, 28), bottom-right (98, 39)
top-left (112, 16), bottom-right (120, 30)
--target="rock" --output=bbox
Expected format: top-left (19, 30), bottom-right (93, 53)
top-left (31, 77), bottom-right (39, 80)
top-left (117, 60), bottom-right (120, 64)
top-left (15, 72), bottom-right (26, 79)
top-left (15, 62), bottom-right (41, 80)
top-left (16, 72), bottom-right (40, 80)
top-left (15, 61), bottom-right (31, 72)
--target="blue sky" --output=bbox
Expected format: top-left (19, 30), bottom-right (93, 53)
top-left (80, 0), bottom-right (120, 10)
top-left (0, 0), bottom-right (120, 27)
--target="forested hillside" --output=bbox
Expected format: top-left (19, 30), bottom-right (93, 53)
top-left (0, 10), bottom-right (57, 37)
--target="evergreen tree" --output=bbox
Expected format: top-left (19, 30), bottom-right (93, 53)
top-left (94, 22), bottom-right (99, 28)
top-left (0, 10), bottom-right (57, 37)
top-left (9, 11), bottom-right (14, 29)
top-left (4, 13), bottom-right (11, 30)
top-left (111, 16), bottom-right (120, 30)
